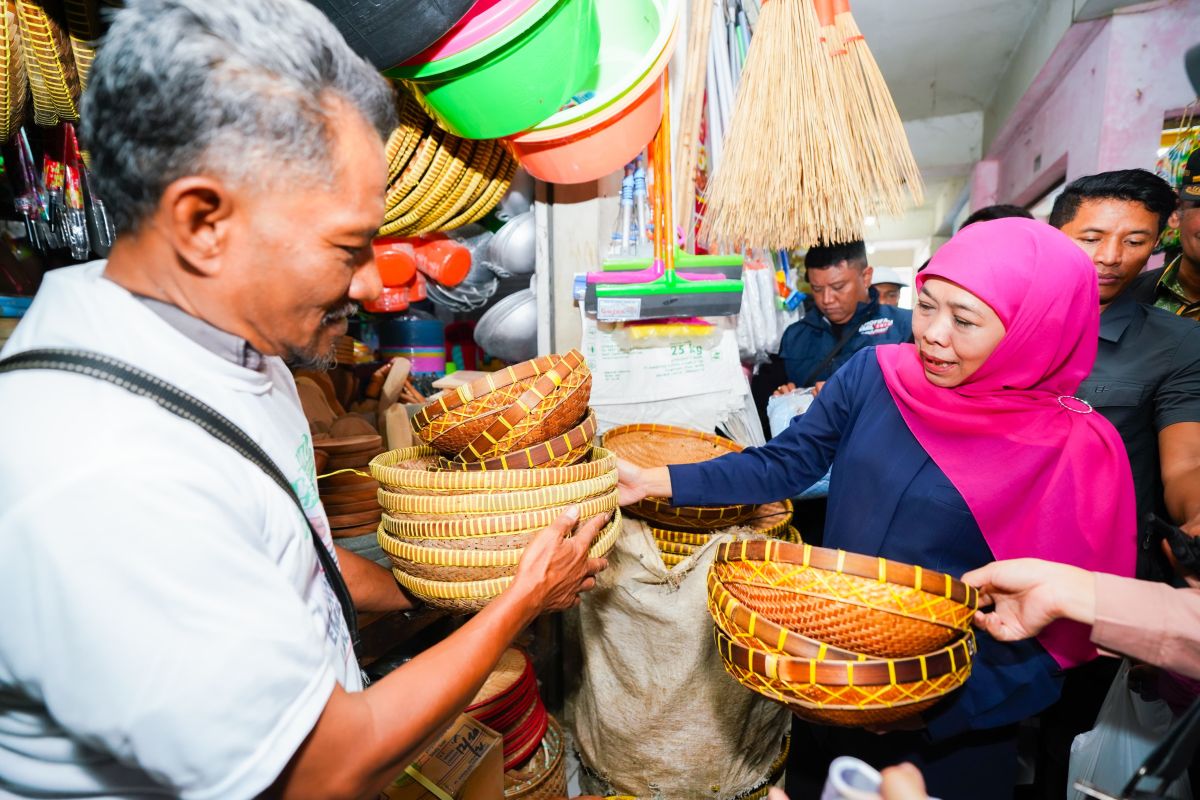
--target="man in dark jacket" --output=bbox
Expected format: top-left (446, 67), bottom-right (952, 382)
top-left (778, 241), bottom-right (912, 389)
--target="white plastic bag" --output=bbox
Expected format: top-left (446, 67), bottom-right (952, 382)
top-left (1067, 660), bottom-right (1193, 799)
top-left (766, 388), bottom-right (815, 438)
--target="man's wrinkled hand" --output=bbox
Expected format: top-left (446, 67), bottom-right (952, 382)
top-left (512, 507), bottom-right (610, 613)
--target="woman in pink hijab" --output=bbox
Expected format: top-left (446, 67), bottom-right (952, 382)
top-left (619, 218), bottom-right (1137, 800)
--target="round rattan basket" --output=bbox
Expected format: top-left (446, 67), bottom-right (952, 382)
top-left (504, 715), bottom-right (567, 800)
top-left (714, 625), bottom-right (975, 727)
top-left (380, 489), bottom-right (619, 540)
top-left (381, 509), bottom-right (622, 581)
top-left (391, 511), bottom-right (622, 613)
top-left (602, 423), bottom-right (755, 529)
top-left (413, 350), bottom-right (590, 456)
top-left (371, 443), bottom-right (614, 492)
top-left (712, 540), bottom-right (978, 658)
top-left (377, 472), bottom-right (616, 517)
top-left (439, 409), bottom-right (596, 471)
top-left (466, 648), bottom-right (549, 771)
top-left (706, 571), bottom-right (865, 661)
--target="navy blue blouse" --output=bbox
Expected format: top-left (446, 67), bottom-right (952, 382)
top-left (670, 348), bottom-right (1063, 739)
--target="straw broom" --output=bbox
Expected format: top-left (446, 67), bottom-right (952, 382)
top-left (0, 1), bottom-right (27, 143)
top-left (814, 0), bottom-right (905, 217)
top-left (673, 0), bottom-right (714, 246)
top-left (700, 0), bottom-right (865, 251)
top-left (834, 0), bottom-right (923, 207)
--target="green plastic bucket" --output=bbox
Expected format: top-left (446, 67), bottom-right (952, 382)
top-left (386, 0), bottom-right (599, 140)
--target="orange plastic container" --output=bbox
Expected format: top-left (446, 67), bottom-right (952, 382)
top-left (503, 19), bottom-right (678, 184)
top-left (374, 238), bottom-right (418, 287)
top-left (414, 237), bottom-right (472, 287)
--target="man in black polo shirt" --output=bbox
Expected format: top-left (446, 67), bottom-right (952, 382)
top-left (1051, 170), bottom-right (1200, 576)
top-left (1036, 168), bottom-right (1200, 800)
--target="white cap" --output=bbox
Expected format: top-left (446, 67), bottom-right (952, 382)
top-left (871, 266), bottom-right (909, 287)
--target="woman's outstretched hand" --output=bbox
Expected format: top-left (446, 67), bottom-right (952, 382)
top-left (617, 459), bottom-right (648, 506)
top-left (962, 558), bottom-right (1096, 642)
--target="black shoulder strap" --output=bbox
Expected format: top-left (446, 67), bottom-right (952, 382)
top-left (802, 324), bottom-right (856, 387)
top-left (0, 348), bottom-right (360, 652)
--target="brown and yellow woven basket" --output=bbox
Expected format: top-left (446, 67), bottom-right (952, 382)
top-left (371, 443), bottom-right (613, 493)
top-left (413, 351), bottom-right (590, 456)
top-left (377, 471), bottom-right (616, 516)
top-left (707, 571), bottom-right (865, 661)
top-left (714, 625), bottom-right (975, 727)
top-left (712, 540), bottom-right (978, 658)
top-left (380, 489), bottom-right (619, 540)
top-left (391, 514), bottom-right (621, 613)
top-left (1, 1), bottom-right (26, 142)
top-left (602, 423), bottom-right (755, 530)
top-left (381, 510), bottom-right (621, 582)
top-left (438, 409), bottom-right (596, 472)
top-left (457, 350), bottom-right (591, 463)
top-left (504, 715), bottom-right (567, 800)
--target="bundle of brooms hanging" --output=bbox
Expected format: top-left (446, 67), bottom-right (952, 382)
top-left (708, 539), bottom-right (978, 726)
top-left (699, 0), bottom-right (922, 250)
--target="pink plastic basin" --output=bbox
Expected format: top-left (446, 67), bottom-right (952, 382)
top-left (401, 0), bottom-right (541, 65)
top-left (504, 19), bottom-right (678, 184)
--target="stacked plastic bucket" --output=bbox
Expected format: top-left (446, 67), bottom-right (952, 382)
top-left (375, 0), bottom-right (681, 185)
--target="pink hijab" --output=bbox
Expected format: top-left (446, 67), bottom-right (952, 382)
top-left (876, 217), bottom-right (1136, 669)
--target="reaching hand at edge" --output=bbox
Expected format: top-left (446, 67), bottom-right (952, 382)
top-left (961, 558), bottom-right (1095, 642)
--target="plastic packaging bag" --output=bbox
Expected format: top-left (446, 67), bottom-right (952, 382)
top-left (1068, 660), bottom-right (1193, 799)
top-left (766, 388), bottom-right (815, 438)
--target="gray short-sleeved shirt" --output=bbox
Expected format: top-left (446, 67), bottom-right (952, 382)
top-left (1077, 291), bottom-right (1200, 579)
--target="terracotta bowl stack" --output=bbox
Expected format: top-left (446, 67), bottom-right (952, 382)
top-left (466, 649), bottom-right (551, 772)
top-left (707, 540), bottom-right (979, 727)
top-left (370, 351), bottom-right (618, 613)
top-left (313, 434), bottom-right (386, 538)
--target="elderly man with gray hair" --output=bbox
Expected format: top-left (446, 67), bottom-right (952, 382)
top-left (0, 2), bottom-right (607, 798)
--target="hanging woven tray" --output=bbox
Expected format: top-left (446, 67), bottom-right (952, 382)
top-left (601, 423), bottom-right (755, 529)
top-left (380, 489), bottom-right (619, 540)
top-left (16, 0), bottom-right (79, 125)
top-left (377, 471), bottom-right (617, 516)
top-left (442, 147), bottom-right (518, 230)
top-left (504, 715), bottom-right (567, 800)
top-left (439, 409), bottom-right (597, 472)
top-left (712, 540), bottom-right (978, 658)
top-left (1, 1), bottom-right (27, 142)
top-left (381, 511), bottom-right (622, 581)
top-left (391, 514), bottom-right (621, 613)
top-left (371, 443), bottom-right (614, 493)
top-left (714, 626), bottom-right (975, 728)
top-left (413, 350), bottom-right (589, 456)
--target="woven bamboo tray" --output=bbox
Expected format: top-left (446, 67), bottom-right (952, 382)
top-left (714, 626), bottom-right (975, 727)
top-left (504, 715), bottom-right (567, 800)
top-left (465, 648), bottom-right (548, 770)
top-left (706, 571), bottom-right (865, 660)
top-left (712, 540), bottom-right (978, 658)
top-left (649, 498), bottom-right (793, 539)
top-left (414, 351), bottom-right (589, 455)
top-left (380, 489), bottom-right (619, 540)
top-left (457, 351), bottom-right (591, 462)
top-left (377, 472), bottom-right (617, 516)
top-left (443, 149), bottom-right (517, 230)
top-left (16, 0), bottom-right (79, 125)
top-left (371, 443), bottom-right (614, 493)
top-left (391, 514), bottom-right (622, 613)
top-left (602, 423), bottom-right (755, 529)
top-left (440, 409), bottom-right (596, 472)
top-left (381, 511), bottom-right (622, 581)
top-left (1, 1), bottom-right (26, 141)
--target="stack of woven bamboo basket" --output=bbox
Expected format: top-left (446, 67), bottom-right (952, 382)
top-left (708, 539), bottom-right (979, 727)
top-left (381, 87), bottom-right (519, 238)
top-left (600, 423), bottom-right (798, 566)
top-left (465, 648), bottom-right (568, 800)
top-left (370, 350), bottom-right (620, 613)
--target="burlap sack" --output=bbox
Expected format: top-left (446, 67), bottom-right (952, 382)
top-left (567, 517), bottom-right (790, 799)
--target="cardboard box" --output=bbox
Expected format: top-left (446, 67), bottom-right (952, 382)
top-left (380, 715), bottom-right (503, 800)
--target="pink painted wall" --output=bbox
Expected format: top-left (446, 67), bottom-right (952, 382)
top-left (972, 0), bottom-right (1200, 210)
